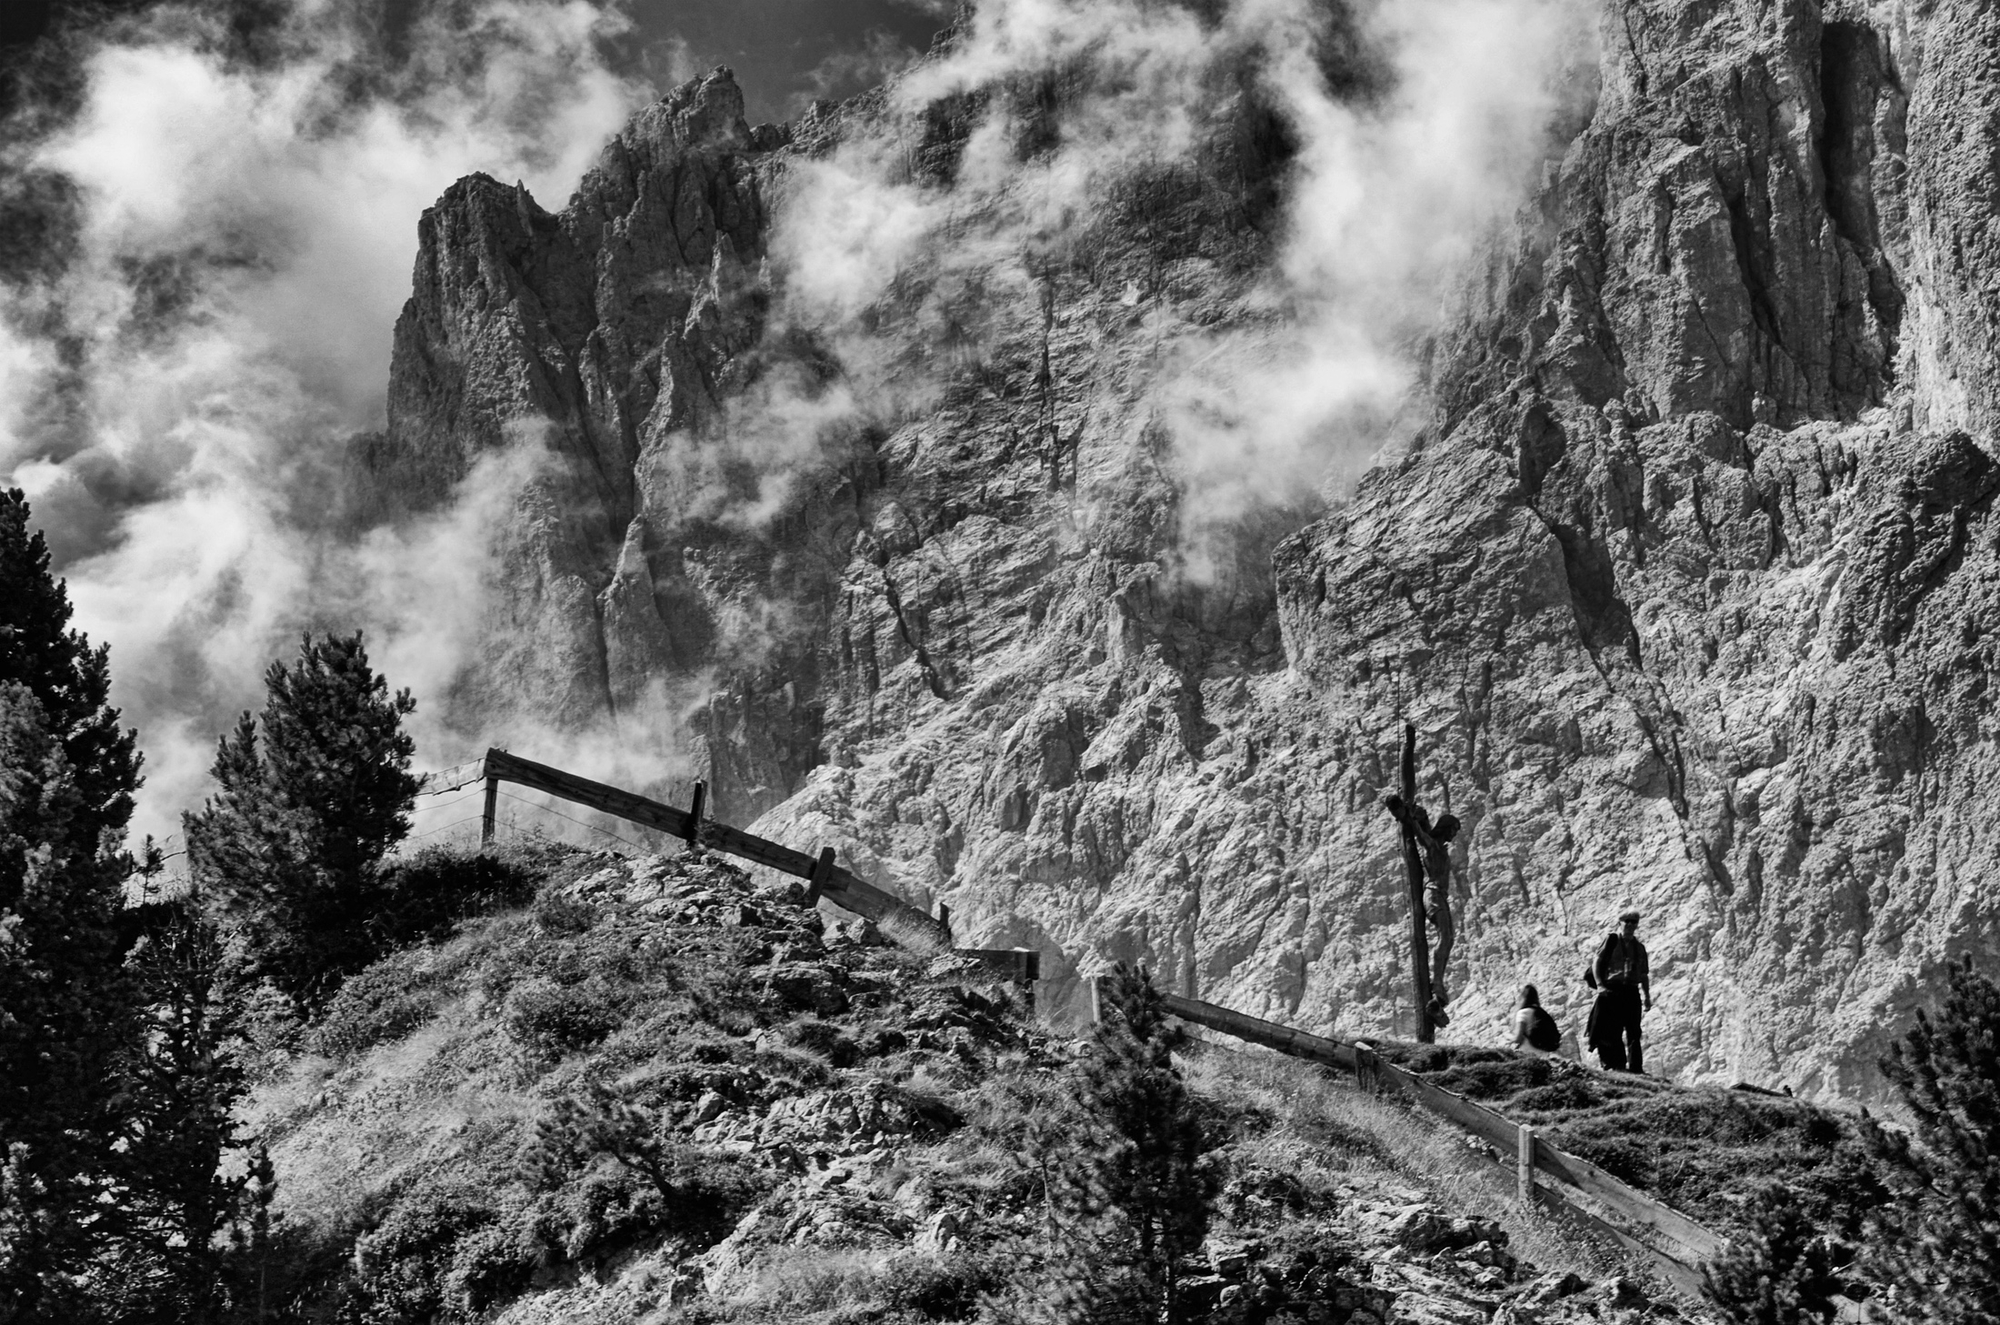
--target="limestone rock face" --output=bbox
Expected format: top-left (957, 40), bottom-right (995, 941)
top-left (359, 2), bottom-right (2000, 1099)
top-left (355, 67), bottom-right (783, 742)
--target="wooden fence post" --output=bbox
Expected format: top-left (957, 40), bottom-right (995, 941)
top-left (1518, 1124), bottom-right (1535, 1208)
top-left (805, 847), bottom-right (835, 905)
top-left (685, 780), bottom-right (706, 847)
top-left (480, 775), bottom-right (498, 846)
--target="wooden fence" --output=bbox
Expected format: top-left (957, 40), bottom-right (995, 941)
top-left (419, 749), bottom-right (1055, 977)
top-left (1107, 980), bottom-right (1729, 1298)
top-left (424, 749), bottom-right (961, 951)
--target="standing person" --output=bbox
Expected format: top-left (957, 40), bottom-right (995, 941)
top-left (1512, 984), bottom-right (1562, 1053)
top-left (1592, 908), bottom-right (1652, 1073)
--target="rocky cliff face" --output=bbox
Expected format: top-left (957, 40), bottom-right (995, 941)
top-left (355, 0), bottom-right (2000, 1100)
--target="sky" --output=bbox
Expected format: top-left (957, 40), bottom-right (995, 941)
top-left (621, 0), bottom-right (948, 122)
top-left (0, 0), bottom-right (948, 124)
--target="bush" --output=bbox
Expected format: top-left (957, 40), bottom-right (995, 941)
top-left (878, 1250), bottom-right (998, 1319)
top-left (524, 1084), bottom-right (765, 1248)
top-left (503, 978), bottom-right (625, 1057)
top-left (1705, 1183), bottom-right (1861, 1325)
top-left (441, 1221), bottom-right (535, 1319)
top-left (372, 846), bottom-right (538, 951)
top-left (531, 889), bottom-right (598, 936)
top-left (352, 1187), bottom-right (501, 1323)
top-left (307, 953), bottom-right (444, 1059)
top-left (530, 1167), bottom-right (665, 1264)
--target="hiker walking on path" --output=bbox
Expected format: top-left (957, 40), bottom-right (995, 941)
top-left (1513, 984), bottom-right (1562, 1054)
top-left (1592, 909), bottom-right (1652, 1073)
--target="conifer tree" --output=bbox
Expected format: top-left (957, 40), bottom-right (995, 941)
top-left (101, 891), bottom-right (254, 1325)
top-left (1871, 956), bottom-right (2000, 1325)
top-left (0, 491), bottom-right (140, 1323)
top-left (185, 631), bottom-right (420, 1007)
top-left (1705, 1184), bottom-right (1855, 1325)
top-left (0, 488), bottom-right (139, 852)
top-left (1019, 964), bottom-right (1220, 1324)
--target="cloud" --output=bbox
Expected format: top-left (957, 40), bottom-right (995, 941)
top-left (1159, 0), bottom-right (1597, 539)
top-left (761, 0), bottom-right (1595, 567)
top-left (792, 27), bottom-right (924, 116)
top-left (0, 0), bottom-right (652, 844)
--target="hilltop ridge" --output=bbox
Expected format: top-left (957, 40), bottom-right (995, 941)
top-left (244, 838), bottom-right (1910, 1320)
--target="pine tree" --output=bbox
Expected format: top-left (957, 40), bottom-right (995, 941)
top-left (0, 688), bottom-right (135, 1322)
top-left (0, 488), bottom-right (139, 853)
top-left (1871, 956), bottom-right (2000, 1325)
top-left (1014, 965), bottom-right (1220, 1324)
top-left (232, 1144), bottom-right (277, 1325)
top-left (184, 631), bottom-right (420, 1007)
top-left (1704, 1184), bottom-right (1856, 1325)
top-left (99, 892), bottom-right (255, 1325)
top-left (0, 491), bottom-right (141, 1323)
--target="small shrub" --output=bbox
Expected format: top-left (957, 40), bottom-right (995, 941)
top-left (786, 1018), bottom-right (862, 1067)
top-left (309, 952), bottom-right (442, 1058)
top-left (532, 1167), bottom-right (665, 1263)
top-left (878, 1250), bottom-right (998, 1319)
top-left (532, 890), bottom-right (598, 936)
top-left (352, 1187), bottom-right (500, 1322)
top-left (373, 846), bottom-right (539, 950)
top-left (442, 1220), bottom-right (535, 1319)
top-left (504, 977), bottom-right (624, 1057)
top-left (525, 1085), bottom-right (764, 1247)
top-left (1705, 1183), bottom-right (1860, 1325)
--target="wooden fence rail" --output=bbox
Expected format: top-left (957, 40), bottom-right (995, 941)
top-left (1098, 978), bottom-right (1727, 1299)
top-left (423, 749), bottom-right (955, 954)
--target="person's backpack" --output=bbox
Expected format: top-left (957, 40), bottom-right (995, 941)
top-left (1526, 1006), bottom-right (1562, 1052)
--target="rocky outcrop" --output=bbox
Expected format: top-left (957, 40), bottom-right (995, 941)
top-left (357, 0), bottom-right (2000, 1100)
top-left (353, 68), bottom-right (789, 743)
top-left (1266, 0), bottom-right (2000, 1096)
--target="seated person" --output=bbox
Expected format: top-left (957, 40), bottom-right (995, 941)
top-left (1513, 984), bottom-right (1562, 1053)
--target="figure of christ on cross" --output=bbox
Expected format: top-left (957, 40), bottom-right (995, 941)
top-left (1382, 723), bottom-right (1460, 1041)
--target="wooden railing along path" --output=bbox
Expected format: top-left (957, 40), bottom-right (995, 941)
top-left (421, 749), bottom-right (986, 960)
top-left (1110, 981), bottom-right (1730, 1298)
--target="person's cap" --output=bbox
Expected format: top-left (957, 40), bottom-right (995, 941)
top-left (1619, 908), bottom-right (1642, 923)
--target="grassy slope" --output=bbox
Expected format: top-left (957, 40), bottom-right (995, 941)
top-left (243, 842), bottom-right (1885, 1322)
top-left (249, 842), bottom-right (1086, 1322)
top-left (1366, 1043), bottom-right (1890, 1240)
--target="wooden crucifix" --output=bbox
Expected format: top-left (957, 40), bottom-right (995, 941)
top-left (1381, 722), bottom-right (1460, 1044)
